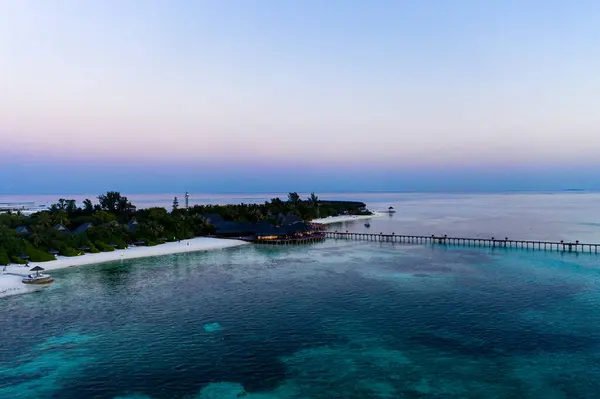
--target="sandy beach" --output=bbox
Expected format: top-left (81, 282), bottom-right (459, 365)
top-left (1, 215), bottom-right (379, 298)
top-left (311, 212), bottom-right (383, 225)
top-left (1, 237), bottom-right (249, 298)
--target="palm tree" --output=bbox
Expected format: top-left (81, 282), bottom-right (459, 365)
top-left (287, 192), bottom-right (301, 206)
top-left (247, 207), bottom-right (263, 222)
top-left (53, 210), bottom-right (69, 227)
top-left (65, 200), bottom-right (78, 214)
top-left (82, 199), bottom-right (94, 213)
top-left (309, 192), bottom-right (320, 218)
top-left (57, 198), bottom-right (67, 210)
top-left (36, 213), bottom-right (53, 229)
top-left (29, 225), bottom-right (44, 248)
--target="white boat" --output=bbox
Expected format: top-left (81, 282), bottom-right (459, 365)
top-left (22, 266), bottom-right (54, 284)
top-left (386, 206), bottom-right (396, 214)
top-left (22, 274), bottom-right (54, 284)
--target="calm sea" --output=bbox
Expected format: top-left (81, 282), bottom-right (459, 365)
top-left (2, 192), bottom-right (600, 398)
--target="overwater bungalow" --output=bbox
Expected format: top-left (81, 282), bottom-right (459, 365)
top-left (207, 217), bottom-right (323, 244)
top-left (254, 222), bottom-right (324, 244)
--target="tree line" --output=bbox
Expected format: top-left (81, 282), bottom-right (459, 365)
top-left (0, 191), bottom-right (370, 265)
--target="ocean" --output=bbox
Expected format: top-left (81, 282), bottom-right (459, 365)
top-left (2, 192), bottom-right (600, 398)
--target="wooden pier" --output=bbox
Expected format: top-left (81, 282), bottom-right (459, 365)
top-left (253, 233), bottom-right (326, 245)
top-left (324, 231), bottom-right (600, 254)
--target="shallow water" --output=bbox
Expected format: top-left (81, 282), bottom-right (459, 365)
top-left (2, 239), bottom-right (600, 398)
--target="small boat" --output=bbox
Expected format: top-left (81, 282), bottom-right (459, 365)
top-left (22, 266), bottom-right (54, 284)
top-left (364, 222), bottom-right (371, 227)
top-left (387, 206), bottom-right (396, 214)
top-left (22, 274), bottom-right (54, 284)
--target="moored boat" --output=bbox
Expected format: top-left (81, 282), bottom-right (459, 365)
top-left (22, 274), bottom-right (54, 284)
top-left (22, 266), bottom-right (54, 284)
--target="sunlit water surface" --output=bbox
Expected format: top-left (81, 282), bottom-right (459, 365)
top-left (2, 193), bottom-right (600, 398)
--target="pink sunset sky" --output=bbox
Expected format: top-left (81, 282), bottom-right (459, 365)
top-left (2, 0), bottom-right (600, 193)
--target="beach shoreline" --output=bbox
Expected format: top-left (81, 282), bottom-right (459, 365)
top-left (311, 212), bottom-right (383, 225)
top-left (1, 237), bottom-right (250, 299)
top-left (1, 212), bottom-right (379, 298)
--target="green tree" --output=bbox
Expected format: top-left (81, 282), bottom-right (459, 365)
top-left (93, 210), bottom-right (116, 224)
top-left (83, 199), bottom-right (94, 213)
top-left (309, 192), bottom-right (320, 218)
top-left (287, 192), bottom-right (301, 206)
top-left (0, 226), bottom-right (24, 256)
top-left (65, 199), bottom-right (78, 214)
top-left (29, 225), bottom-right (44, 248)
top-left (98, 191), bottom-right (135, 214)
top-left (0, 248), bottom-right (10, 265)
top-left (172, 197), bottom-right (179, 212)
top-left (147, 207), bottom-right (168, 221)
top-left (53, 210), bottom-right (70, 227)
top-left (57, 198), bottom-right (67, 210)
top-left (143, 221), bottom-right (164, 240)
top-left (36, 212), bottom-right (53, 228)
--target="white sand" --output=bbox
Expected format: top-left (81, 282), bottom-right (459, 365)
top-left (0, 237), bottom-right (249, 299)
top-left (0, 274), bottom-right (44, 298)
top-left (311, 212), bottom-right (383, 225)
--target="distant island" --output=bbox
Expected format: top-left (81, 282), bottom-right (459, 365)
top-left (0, 191), bottom-right (372, 266)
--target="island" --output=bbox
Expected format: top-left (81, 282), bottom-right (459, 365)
top-left (0, 191), bottom-right (373, 267)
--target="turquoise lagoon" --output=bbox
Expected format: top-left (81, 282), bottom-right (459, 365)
top-left (2, 238), bottom-right (600, 398)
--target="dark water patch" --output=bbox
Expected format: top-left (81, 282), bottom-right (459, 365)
top-left (49, 310), bottom-right (339, 398)
top-left (410, 328), bottom-right (598, 358)
top-left (45, 262), bottom-right (362, 398)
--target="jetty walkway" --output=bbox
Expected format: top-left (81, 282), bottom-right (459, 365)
top-left (325, 231), bottom-right (600, 253)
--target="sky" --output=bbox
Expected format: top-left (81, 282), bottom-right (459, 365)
top-left (1, 0), bottom-right (600, 194)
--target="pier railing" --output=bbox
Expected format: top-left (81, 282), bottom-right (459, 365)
top-left (325, 231), bottom-right (600, 253)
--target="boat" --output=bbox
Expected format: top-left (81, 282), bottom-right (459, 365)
top-left (22, 274), bottom-right (54, 284)
top-left (386, 206), bottom-right (396, 214)
top-left (21, 266), bottom-right (54, 285)
top-left (364, 222), bottom-right (371, 227)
